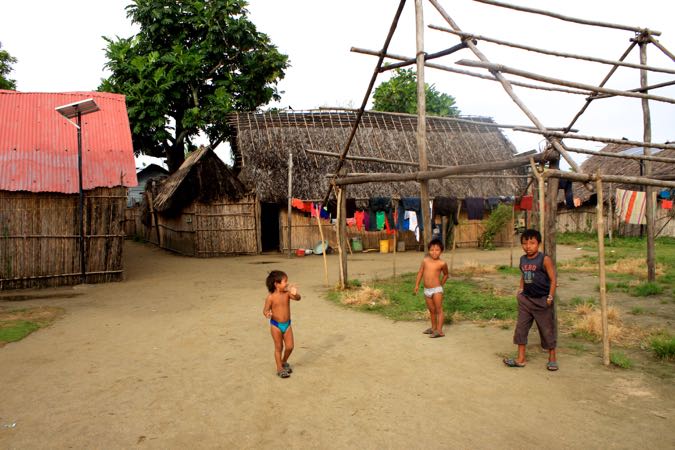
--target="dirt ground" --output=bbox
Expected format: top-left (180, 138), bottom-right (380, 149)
top-left (1, 242), bottom-right (674, 449)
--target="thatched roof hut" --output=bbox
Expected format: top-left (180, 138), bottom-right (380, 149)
top-left (227, 109), bottom-right (527, 202)
top-left (573, 143), bottom-right (675, 203)
top-left (153, 146), bottom-right (250, 215)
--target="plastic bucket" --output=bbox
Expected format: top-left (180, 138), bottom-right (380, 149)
top-left (379, 239), bottom-right (389, 253)
top-left (295, 248), bottom-right (305, 257)
top-left (351, 237), bottom-right (363, 252)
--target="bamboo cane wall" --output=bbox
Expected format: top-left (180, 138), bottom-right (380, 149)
top-left (132, 194), bottom-right (259, 256)
top-left (556, 206), bottom-right (675, 237)
top-left (0, 187), bottom-right (126, 290)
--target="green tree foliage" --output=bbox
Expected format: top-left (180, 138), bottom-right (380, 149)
top-left (99, 0), bottom-right (288, 172)
top-left (0, 41), bottom-right (17, 90)
top-left (372, 68), bottom-right (459, 117)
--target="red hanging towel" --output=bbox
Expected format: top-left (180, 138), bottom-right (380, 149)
top-left (519, 195), bottom-right (533, 210)
top-left (291, 198), bottom-right (305, 210)
top-left (354, 211), bottom-right (365, 230)
top-left (662, 199), bottom-right (673, 210)
top-left (384, 216), bottom-right (396, 235)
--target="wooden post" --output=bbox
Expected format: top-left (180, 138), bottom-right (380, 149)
top-left (608, 183), bottom-right (613, 244)
top-left (450, 201), bottom-right (462, 274)
top-left (544, 160), bottom-right (559, 266)
top-left (510, 200), bottom-right (515, 268)
top-left (415, 0), bottom-right (432, 248)
top-left (530, 159), bottom-right (545, 251)
top-left (147, 187), bottom-right (161, 248)
top-left (336, 186), bottom-right (347, 288)
top-left (393, 230), bottom-right (397, 278)
top-left (287, 151), bottom-right (293, 258)
top-left (640, 38), bottom-right (656, 282)
top-left (315, 204), bottom-right (329, 286)
top-left (596, 175), bottom-right (610, 366)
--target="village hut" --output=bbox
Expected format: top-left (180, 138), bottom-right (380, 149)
top-left (0, 91), bottom-right (137, 290)
top-left (227, 109), bottom-right (528, 251)
top-left (146, 146), bottom-right (257, 256)
top-left (557, 143), bottom-right (675, 236)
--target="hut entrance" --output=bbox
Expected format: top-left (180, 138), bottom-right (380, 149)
top-left (260, 202), bottom-right (281, 252)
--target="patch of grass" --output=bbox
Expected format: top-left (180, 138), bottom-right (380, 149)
top-left (0, 306), bottom-right (65, 346)
top-left (566, 342), bottom-right (588, 355)
top-left (496, 265), bottom-right (520, 275)
top-left (630, 307), bottom-right (646, 315)
top-left (650, 334), bottom-right (675, 361)
top-left (604, 281), bottom-right (630, 293)
top-left (610, 351), bottom-right (633, 369)
top-left (569, 296), bottom-right (596, 307)
top-left (0, 320), bottom-right (41, 343)
top-left (631, 282), bottom-right (663, 297)
top-left (328, 272), bottom-right (516, 323)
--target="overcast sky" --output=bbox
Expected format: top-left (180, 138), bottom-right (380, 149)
top-left (2, 0), bottom-right (673, 169)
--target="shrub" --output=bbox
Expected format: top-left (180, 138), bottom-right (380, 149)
top-left (650, 335), bottom-right (675, 360)
top-left (610, 351), bottom-right (633, 369)
top-left (479, 204), bottom-right (512, 250)
top-left (632, 282), bottom-right (663, 297)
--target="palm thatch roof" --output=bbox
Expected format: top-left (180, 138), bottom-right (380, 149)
top-left (573, 143), bottom-right (675, 202)
top-left (153, 146), bottom-right (250, 215)
top-left (226, 109), bottom-right (527, 203)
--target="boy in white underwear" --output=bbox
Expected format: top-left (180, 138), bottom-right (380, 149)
top-left (414, 238), bottom-right (449, 338)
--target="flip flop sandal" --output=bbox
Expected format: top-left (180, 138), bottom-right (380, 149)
top-left (423, 328), bottom-right (434, 334)
top-left (282, 362), bottom-right (293, 374)
top-left (277, 369), bottom-right (290, 378)
top-left (429, 331), bottom-right (445, 338)
top-left (503, 358), bottom-right (526, 368)
top-left (547, 361), bottom-right (559, 371)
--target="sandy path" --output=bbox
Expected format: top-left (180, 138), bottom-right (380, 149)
top-left (1, 242), bottom-right (673, 449)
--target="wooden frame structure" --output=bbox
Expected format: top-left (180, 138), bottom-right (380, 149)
top-left (326, 0), bottom-right (675, 366)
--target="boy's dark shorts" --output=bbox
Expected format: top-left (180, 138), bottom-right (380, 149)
top-left (513, 293), bottom-right (556, 349)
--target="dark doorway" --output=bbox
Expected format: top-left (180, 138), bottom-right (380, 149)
top-left (260, 203), bottom-right (280, 252)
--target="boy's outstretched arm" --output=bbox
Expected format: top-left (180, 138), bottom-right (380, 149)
top-left (543, 255), bottom-right (557, 304)
top-left (263, 295), bottom-right (273, 318)
top-left (414, 261), bottom-right (424, 294)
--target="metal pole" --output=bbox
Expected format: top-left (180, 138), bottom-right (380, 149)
top-left (77, 111), bottom-right (86, 283)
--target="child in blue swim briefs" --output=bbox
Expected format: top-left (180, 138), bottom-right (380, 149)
top-left (263, 270), bottom-right (301, 378)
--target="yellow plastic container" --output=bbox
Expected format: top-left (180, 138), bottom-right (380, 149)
top-left (379, 239), bottom-right (389, 253)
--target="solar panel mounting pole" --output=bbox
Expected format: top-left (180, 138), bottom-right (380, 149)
top-left (55, 99), bottom-right (100, 284)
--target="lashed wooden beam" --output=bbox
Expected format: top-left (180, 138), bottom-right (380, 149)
top-left (333, 152), bottom-right (552, 186)
top-left (456, 60), bottom-right (675, 104)
top-left (431, 26), bottom-right (675, 75)
top-left (544, 170), bottom-right (675, 189)
top-left (351, 47), bottom-right (592, 96)
top-left (512, 128), bottom-right (675, 150)
top-left (472, 0), bottom-right (661, 36)
top-left (565, 146), bottom-right (675, 164)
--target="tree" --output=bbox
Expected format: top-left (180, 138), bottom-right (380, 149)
top-left (0, 41), bottom-right (17, 90)
top-left (99, 0), bottom-right (288, 172)
top-left (372, 68), bottom-right (460, 117)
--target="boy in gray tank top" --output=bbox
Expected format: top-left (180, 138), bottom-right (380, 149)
top-left (503, 229), bottom-right (558, 371)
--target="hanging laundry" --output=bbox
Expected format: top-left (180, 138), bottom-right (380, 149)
top-left (376, 211), bottom-right (386, 230)
top-left (405, 211), bottom-right (419, 241)
top-left (616, 189), bottom-right (646, 225)
top-left (486, 197), bottom-right (501, 210)
top-left (464, 197), bottom-right (485, 220)
top-left (398, 197), bottom-right (424, 231)
top-left (661, 199), bottom-right (673, 210)
top-left (558, 179), bottom-right (574, 209)
top-left (354, 210), bottom-right (365, 230)
top-left (519, 195), bottom-right (533, 211)
top-left (384, 216), bottom-right (396, 235)
top-left (573, 197), bottom-right (581, 208)
top-left (432, 197), bottom-right (459, 225)
top-left (368, 197), bottom-right (394, 231)
top-left (346, 218), bottom-right (356, 227)
top-left (658, 189), bottom-right (671, 199)
top-left (291, 198), bottom-right (305, 211)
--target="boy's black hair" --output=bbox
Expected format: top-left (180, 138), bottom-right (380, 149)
top-left (266, 270), bottom-right (287, 293)
top-left (520, 229), bottom-right (542, 243)
top-left (428, 238), bottom-right (444, 251)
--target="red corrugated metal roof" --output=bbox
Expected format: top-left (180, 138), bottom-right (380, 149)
top-left (0, 90), bottom-right (138, 193)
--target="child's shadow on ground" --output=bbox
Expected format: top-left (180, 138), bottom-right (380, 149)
top-left (294, 333), bottom-right (346, 366)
